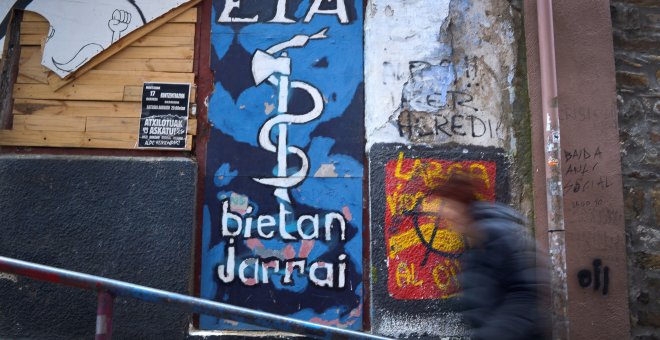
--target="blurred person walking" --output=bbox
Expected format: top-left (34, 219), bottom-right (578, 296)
top-left (430, 173), bottom-right (549, 340)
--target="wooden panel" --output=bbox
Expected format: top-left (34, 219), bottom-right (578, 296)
top-left (74, 70), bottom-right (195, 86)
top-left (19, 34), bottom-right (43, 46)
top-left (7, 3), bottom-right (199, 151)
top-left (0, 130), bottom-right (193, 150)
top-left (86, 117), bottom-right (140, 133)
top-left (18, 47), bottom-right (49, 84)
top-left (13, 99), bottom-right (142, 117)
top-left (14, 84), bottom-right (125, 101)
top-left (114, 46), bottom-right (194, 60)
top-left (22, 12), bottom-right (47, 22)
top-left (123, 85), bottom-right (196, 102)
top-left (12, 115), bottom-right (86, 132)
top-left (171, 7), bottom-right (198, 23)
top-left (150, 23), bottom-right (195, 37)
top-left (0, 130), bottom-right (84, 147)
top-left (131, 35), bottom-right (194, 47)
top-left (95, 58), bottom-right (194, 73)
top-left (87, 116), bottom-right (197, 135)
top-left (20, 21), bottom-right (49, 34)
top-left (85, 132), bottom-right (192, 149)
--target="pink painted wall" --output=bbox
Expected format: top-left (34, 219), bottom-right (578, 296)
top-left (525, 0), bottom-right (630, 338)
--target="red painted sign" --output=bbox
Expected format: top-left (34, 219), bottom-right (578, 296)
top-left (384, 152), bottom-right (497, 300)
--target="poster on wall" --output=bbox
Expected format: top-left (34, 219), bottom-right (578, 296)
top-left (138, 82), bottom-right (190, 149)
top-left (200, 0), bottom-right (364, 330)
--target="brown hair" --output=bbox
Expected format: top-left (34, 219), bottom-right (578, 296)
top-left (429, 172), bottom-right (481, 205)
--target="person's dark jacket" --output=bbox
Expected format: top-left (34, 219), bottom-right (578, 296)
top-left (459, 202), bottom-right (548, 340)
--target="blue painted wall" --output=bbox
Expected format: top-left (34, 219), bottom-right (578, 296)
top-left (200, 0), bottom-right (364, 330)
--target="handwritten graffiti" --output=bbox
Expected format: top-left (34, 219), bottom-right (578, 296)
top-left (563, 146), bottom-right (603, 177)
top-left (577, 259), bottom-right (610, 295)
top-left (395, 57), bottom-right (502, 143)
top-left (398, 111), bottom-right (501, 140)
top-left (563, 176), bottom-right (613, 194)
top-left (384, 152), bottom-right (497, 300)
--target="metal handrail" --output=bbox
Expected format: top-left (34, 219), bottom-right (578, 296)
top-left (0, 256), bottom-right (391, 340)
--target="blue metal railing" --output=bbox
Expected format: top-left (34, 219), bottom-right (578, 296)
top-left (0, 256), bottom-right (391, 340)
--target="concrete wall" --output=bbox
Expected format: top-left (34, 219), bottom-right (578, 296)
top-left (611, 0), bottom-right (660, 337)
top-left (0, 155), bottom-right (196, 339)
top-left (365, 0), bottom-right (530, 337)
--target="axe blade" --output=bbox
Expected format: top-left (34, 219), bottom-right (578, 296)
top-left (252, 50), bottom-right (291, 85)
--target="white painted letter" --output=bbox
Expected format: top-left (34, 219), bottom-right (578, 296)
top-left (279, 203), bottom-right (297, 240)
top-left (217, 238), bottom-right (236, 283)
top-left (257, 215), bottom-right (276, 239)
top-left (221, 200), bottom-right (243, 237)
top-left (304, 0), bottom-right (348, 24)
top-left (261, 259), bottom-right (281, 284)
top-left (338, 254), bottom-right (347, 288)
top-left (297, 214), bottom-right (320, 240)
top-left (219, 0), bottom-right (259, 23)
top-left (324, 212), bottom-right (346, 241)
top-left (243, 206), bottom-right (254, 238)
top-left (268, 0), bottom-right (295, 23)
top-left (282, 259), bottom-right (306, 285)
top-left (309, 261), bottom-right (334, 288)
top-left (238, 258), bottom-right (259, 286)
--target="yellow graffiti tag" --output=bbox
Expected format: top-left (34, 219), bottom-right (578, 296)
top-left (386, 190), bottom-right (425, 217)
top-left (395, 262), bottom-right (424, 287)
top-left (433, 258), bottom-right (461, 292)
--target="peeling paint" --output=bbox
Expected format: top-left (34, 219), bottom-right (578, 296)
top-left (366, 0), bottom-right (517, 150)
top-left (313, 163), bottom-right (339, 178)
top-left (0, 272), bottom-right (17, 283)
top-left (264, 102), bottom-right (275, 115)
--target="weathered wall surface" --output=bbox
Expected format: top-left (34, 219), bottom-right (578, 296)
top-left (611, 0), bottom-right (660, 338)
top-left (0, 155), bottom-right (196, 339)
top-left (365, 0), bottom-right (529, 337)
top-left (526, 0), bottom-right (630, 339)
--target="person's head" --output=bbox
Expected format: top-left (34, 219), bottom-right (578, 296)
top-left (429, 172), bottom-right (482, 235)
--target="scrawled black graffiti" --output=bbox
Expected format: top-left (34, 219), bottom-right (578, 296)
top-left (396, 58), bottom-right (502, 141)
top-left (563, 176), bottom-right (613, 194)
top-left (398, 110), bottom-right (501, 140)
top-left (564, 147), bottom-right (603, 177)
top-left (126, 0), bottom-right (147, 24)
top-left (577, 259), bottom-right (609, 296)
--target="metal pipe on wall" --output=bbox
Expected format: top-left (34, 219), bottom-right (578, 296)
top-left (536, 0), bottom-right (569, 339)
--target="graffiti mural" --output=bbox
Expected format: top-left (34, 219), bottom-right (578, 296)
top-left (385, 152), bottom-right (497, 300)
top-left (369, 143), bottom-right (508, 334)
top-left (201, 0), bottom-right (364, 330)
top-left (0, 0), bottom-right (193, 77)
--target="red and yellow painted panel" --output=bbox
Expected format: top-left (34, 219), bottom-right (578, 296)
top-left (384, 152), bottom-right (497, 300)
